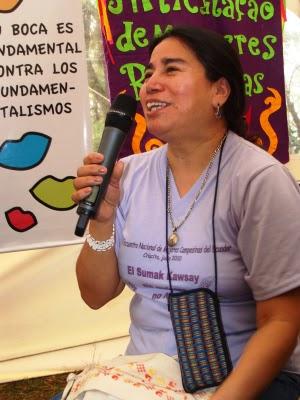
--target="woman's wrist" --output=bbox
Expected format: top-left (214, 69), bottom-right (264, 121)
top-left (86, 224), bottom-right (115, 252)
top-left (87, 219), bottom-right (115, 242)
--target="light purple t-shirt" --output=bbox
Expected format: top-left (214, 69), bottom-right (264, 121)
top-left (115, 131), bottom-right (300, 373)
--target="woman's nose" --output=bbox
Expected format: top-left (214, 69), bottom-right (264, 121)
top-left (145, 73), bottom-right (163, 94)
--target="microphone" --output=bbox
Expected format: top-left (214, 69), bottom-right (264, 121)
top-left (74, 93), bottom-right (137, 237)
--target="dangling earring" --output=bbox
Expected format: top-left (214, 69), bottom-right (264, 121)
top-left (215, 104), bottom-right (222, 119)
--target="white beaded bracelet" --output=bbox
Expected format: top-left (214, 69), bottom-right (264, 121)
top-left (86, 225), bottom-right (115, 252)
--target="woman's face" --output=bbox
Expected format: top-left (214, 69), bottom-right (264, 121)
top-left (139, 37), bottom-right (223, 142)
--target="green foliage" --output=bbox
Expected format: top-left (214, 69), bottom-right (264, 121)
top-left (82, 0), bottom-right (110, 150)
top-left (281, 10), bottom-right (300, 154)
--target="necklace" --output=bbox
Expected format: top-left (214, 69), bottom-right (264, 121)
top-left (167, 135), bottom-right (227, 247)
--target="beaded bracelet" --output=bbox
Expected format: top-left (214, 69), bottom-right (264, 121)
top-left (86, 224), bottom-right (115, 252)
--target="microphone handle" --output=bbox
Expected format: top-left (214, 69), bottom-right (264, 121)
top-left (74, 126), bottom-right (126, 237)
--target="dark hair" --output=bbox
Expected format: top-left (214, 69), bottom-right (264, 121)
top-left (149, 26), bottom-right (247, 138)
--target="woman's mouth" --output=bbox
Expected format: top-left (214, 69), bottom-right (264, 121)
top-left (146, 101), bottom-right (169, 113)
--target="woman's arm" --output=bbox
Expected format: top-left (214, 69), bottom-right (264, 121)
top-left (211, 287), bottom-right (300, 400)
top-left (76, 219), bottom-right (125, 309)
top-left (73, 153), bottom-right (125, 309)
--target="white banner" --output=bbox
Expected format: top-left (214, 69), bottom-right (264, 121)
top-left (0, 0), bottom-right (91, 252)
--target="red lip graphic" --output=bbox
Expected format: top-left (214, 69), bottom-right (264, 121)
top-left (5, 207), bottom-right (38, 232)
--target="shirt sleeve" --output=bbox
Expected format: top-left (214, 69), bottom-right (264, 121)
top-left (235, 164), bottom-right (300, 300)
top-left (114, 156), bottom-right (131, 257)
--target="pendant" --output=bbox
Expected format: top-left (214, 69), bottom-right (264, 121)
top-left (168, 231), bottom-right (179, 247)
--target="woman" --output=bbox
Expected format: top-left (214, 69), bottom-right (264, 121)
top-left (72, 26), bottom-right (300, 399)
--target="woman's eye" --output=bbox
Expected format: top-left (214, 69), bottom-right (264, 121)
top-left (166, 66), bottom-right (178, 74)
top-left (143, 71), bottom-right (152, 81)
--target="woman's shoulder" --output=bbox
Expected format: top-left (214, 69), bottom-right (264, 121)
top-left (120, 144), bottom-right (166, 174)
top-left (226, 132), bottom-right (299, 199)
top-left (228, 132), bottom-right (279, 163)
top-left (121, 144), bottom-right (166, 165)
top-left (119, 144), bottom-right (167, 187)
top-left (226, 131), bottom-right (290, 179)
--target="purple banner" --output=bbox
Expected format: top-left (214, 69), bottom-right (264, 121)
top-left (98, 0), bottom-right (288, 163)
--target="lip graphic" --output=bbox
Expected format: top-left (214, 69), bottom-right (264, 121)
top-left (5, 207), bottom-right (37, 232)
top-left (0, 132), bottom-right (51, 170)
top-left (30, 175), bottom-right (76, 211)
top-left (0, 0), bottom-right (23, 12)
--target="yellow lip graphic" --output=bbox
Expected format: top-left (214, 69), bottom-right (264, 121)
top-left (0, 0), bottom-right (23, 12)
top-left (30, 175), bottom-right (76, 211)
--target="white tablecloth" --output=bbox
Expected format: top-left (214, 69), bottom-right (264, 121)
top-left (62, 353), bottom-right (216, 400)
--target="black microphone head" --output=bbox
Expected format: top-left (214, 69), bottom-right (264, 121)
top-left (105, 93), bottom-right (137, 132)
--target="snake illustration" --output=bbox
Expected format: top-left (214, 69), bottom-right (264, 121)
top-left (132, 113), bottom-right (163, 153)
top-left (259, 87), bottom-right (282, 155)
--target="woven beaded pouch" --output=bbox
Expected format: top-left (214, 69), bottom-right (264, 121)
top-left (168, 287), bottom-right (232, 393)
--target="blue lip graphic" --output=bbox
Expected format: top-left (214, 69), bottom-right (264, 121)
top-left (0, 132), bottom-right (51, 170)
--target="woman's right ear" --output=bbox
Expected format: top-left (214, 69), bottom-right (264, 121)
top-left (213, 77), bottom-right (231, 107)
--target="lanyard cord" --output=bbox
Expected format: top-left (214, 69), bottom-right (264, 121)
top-left (165, 180), bottom-right (173, 294)
top-left (165, 135), bottom-right (227, 296)
top-left (212, 136), bottom-right (226, 294)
